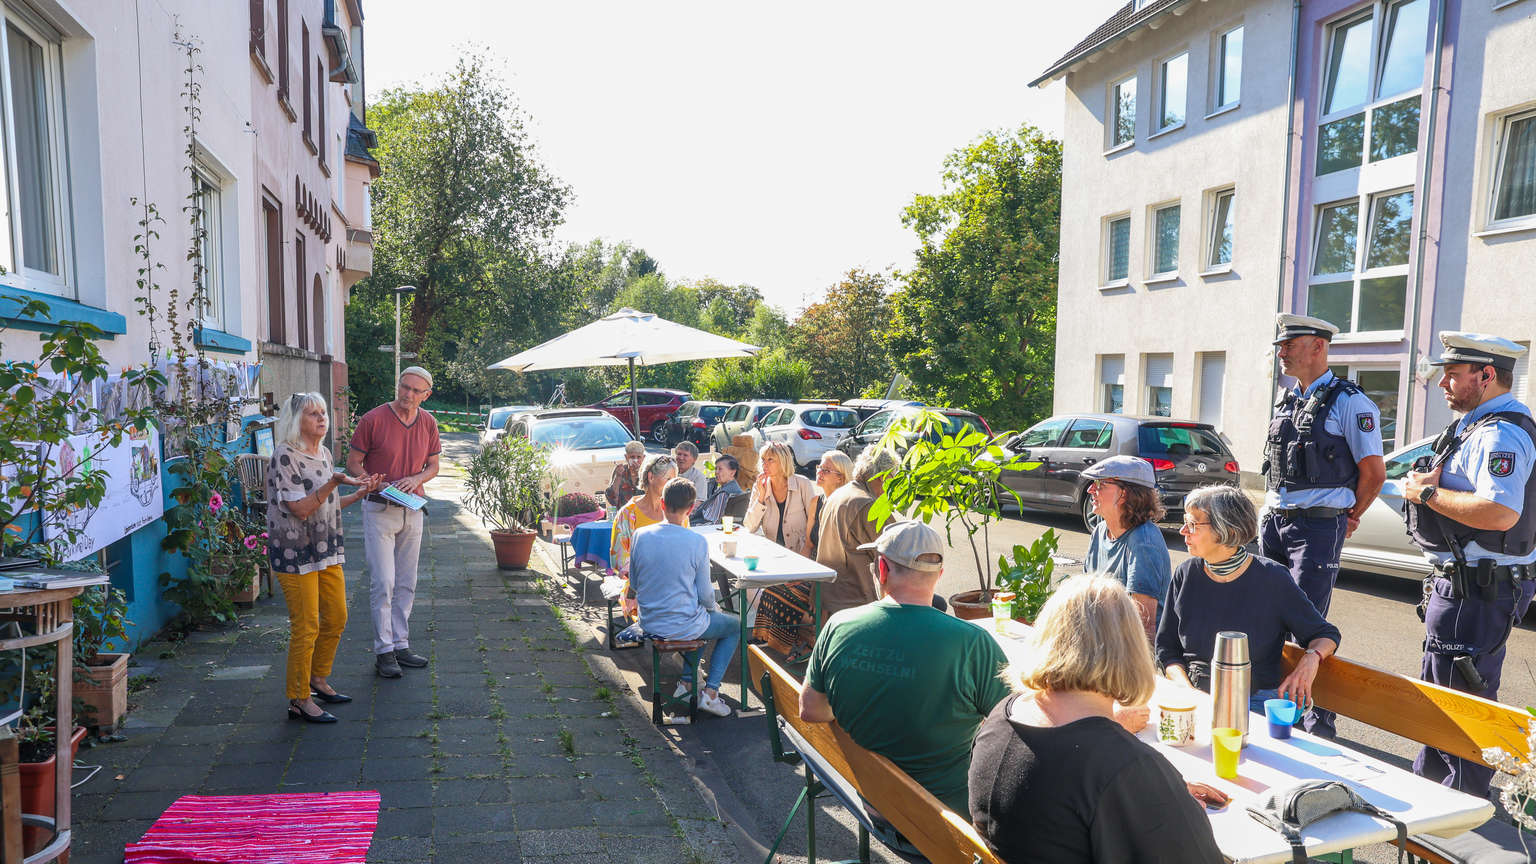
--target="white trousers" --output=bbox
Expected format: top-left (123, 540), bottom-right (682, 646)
top-left (361, 500), bottom-right (424, 656)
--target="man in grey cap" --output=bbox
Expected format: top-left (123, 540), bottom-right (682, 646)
top-left (798, 520), bottom-right (1009, 828)
top-left (1261, 313), bottom-right (1384, 737)
top-left (1401, 332), bottom-right (1536, 796)
top-left (348, 366), bottom-right (441, 679)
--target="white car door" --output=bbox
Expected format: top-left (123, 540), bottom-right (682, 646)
top-left (1340, 439), bottom-right (1434, 578)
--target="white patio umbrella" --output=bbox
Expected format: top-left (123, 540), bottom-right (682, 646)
top-left (487, 308), bottom-right (761, 434)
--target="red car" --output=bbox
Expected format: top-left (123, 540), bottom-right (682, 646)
top-left (587, 388), bottom-right (691, 437)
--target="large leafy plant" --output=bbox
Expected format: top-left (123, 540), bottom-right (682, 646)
top-left (465, 435), bottom-right (551, 532)
top-left (868, 410), bottom-right (1034, 597)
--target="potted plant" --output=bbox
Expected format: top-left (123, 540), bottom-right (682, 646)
top-left (73, 585), bottom-right (133, 733)
top-left (995, 530), bottom-right (1061, 625)
top-left (553, 491), bottom-right (604, 527)
top-left (868, 410), bottom-right (1033, 619)
top-left (16, 701), bottom-right (88, 854)
top-left (464, 435), bottom-right (551, 569)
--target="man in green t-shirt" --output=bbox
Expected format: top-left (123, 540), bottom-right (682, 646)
top-left (799, 521), bottom-right (1010, 819)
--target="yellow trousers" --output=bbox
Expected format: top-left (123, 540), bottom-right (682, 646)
top-left (277, 564), bottom-right (347, 700)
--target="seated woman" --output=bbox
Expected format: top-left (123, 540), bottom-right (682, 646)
top-left (1081, 455), bottom-right (1172, 641)
top-left (969, 575), bottom-right (1227, 862)
top-left (612, 454), bottom-right (678, 623)
top-left (693, 454), bottom-right (743, 524)
top-left (744, 442), bottom-right (820, 658)
top-left (604, 440), bottom-right (646, 507)
top-left (1156, 485), bottom-right (1341, 713)
top-left (807, 449), bottom-right (853, 557)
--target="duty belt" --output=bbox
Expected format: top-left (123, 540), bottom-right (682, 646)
top-left (1433, 560), bottom-right (1536, 601)
top-left (1270, 506), bottom-right (1348, 520)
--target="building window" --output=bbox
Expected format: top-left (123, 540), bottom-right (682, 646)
top-left (276, 0), bottom-right (289, 103)
top-left (1144, 353), bottom-right (1174, 417)
top-left (1215, 26), bottom-right (1243, 110)
top-left (1198, 352), bottom-right (1226, 429)
top-left (301, 22), bottom-right (312, 144)
top-left (0, 13), bottom-right (70, 297)
top-left (1328, 365), bottom-right (1401, 447)
top-left (1206, 188), bottom-right (1235, 268)
top-left (1110, 75), bottom-right (1137, 147)
top-left (1104, 215), bottom-right (1131, 284)
top-left (316, 57), bottom-right (326, 166)
top-left (1100, 355), bottom-right (1125, 414)
top-left (1159, 53), bottom-right (1187, 130)
top-left (192, 167), bottom-right (224, 327)
top-left (264, 197), bottom-right (284, 343)
top-left (312, 274), bottom-right (325, 354)
top-left (1490, 108), bottom-right (1536, 226)
top-left (1316, 0), bottom-right (1429, 176)
top-left (1151, 203), bottom-right (1181, 276)
top-left (295, 233), bottom-right (307, 350)
top-left (250, 0), bottom-right (265, 58)
top-left (1309, 189), bottom-right (1412, 334)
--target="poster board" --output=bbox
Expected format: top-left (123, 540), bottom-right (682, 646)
top-left (41, 424), bottom-right (163, 561)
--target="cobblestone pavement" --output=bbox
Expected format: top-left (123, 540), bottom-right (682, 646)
top-left (69, 433), bottom-right (739, 863)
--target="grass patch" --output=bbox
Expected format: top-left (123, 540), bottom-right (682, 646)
top-left (595, 686), bottom-right (612, 702)
top-left (540, 681), bottom-right (555, 695)
top-left (127, 674), bottom-right (159, 693)
top-left (558, 729), bottom-right (575, 755)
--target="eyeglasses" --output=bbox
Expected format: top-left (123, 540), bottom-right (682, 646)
top-left (398, 383), bottom-right (430, 396)
top-left (1179, 519), bottom-right (1213, 532)
top-left (816, 465), bottom-right (842, 476)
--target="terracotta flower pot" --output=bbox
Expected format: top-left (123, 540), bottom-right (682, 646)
top-left (947, 589), bottom-right (994, 621)
top-left (19, 726), bottom-right (87, 855)
top-left (490, 529), bottom-right (537, 570)
top-left (231, 566), bottom-right (261, 604)
top-left (74, 652), bottom-right (129, 732)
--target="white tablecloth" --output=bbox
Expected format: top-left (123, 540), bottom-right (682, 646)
top-left (693, 524), bottom-right (835, 588)
top-left (972, 617), bottom-right (1494, 864)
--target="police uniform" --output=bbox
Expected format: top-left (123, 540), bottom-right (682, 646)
top-left (1403, 332), bottom-right (1536, 796)
top-left (1260, 314), bottom-right (1383, 738)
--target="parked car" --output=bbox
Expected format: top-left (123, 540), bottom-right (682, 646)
top-left (479, 404), bottom-right (542, 448)
top-left (1339, 436), bottom-right (1432, 579)
top-left (711, 400), bottom-right (789, 452)
top-left (586, 388), bottom-right (690, 438)
top-left (503, 408), bottom-right (636, 498)
top-left (836, 406), bottom-right (992, 463)
top-left (653, 400), bottom-right (731, 448)
top-left (842, 398), bottom-right (924, 422)
top-left (756, 404), bottom-right (861, 473)
top-left (996, 414), bottom-right (1240, 532)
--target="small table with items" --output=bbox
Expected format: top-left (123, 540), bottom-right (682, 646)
top-left (972, 617), bottom-right (1494, 864)
top-left (568, 520), bottom-right (613, 570)
top-left (692, 524), bottom-right (835, 712)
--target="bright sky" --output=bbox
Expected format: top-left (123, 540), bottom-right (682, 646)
top-left (364, 1), bottom-right (1121, 317)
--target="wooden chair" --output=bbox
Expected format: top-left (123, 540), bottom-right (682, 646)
top-left (1280, 644), bottom-right (1534, 863)
top-left (748, 645), bottom-right (1004, 864)
top-left (722, 492), bottom-right (752, 523)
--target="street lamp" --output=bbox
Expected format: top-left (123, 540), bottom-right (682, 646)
top-left (390, 285), bottom-right (417, 384)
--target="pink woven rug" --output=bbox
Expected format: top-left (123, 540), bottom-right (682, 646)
top-left (123, 791), bottom-right (380, 864)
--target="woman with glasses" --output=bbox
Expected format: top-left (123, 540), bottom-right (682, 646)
top-left (1155, 485), bottom-right (1341, 714)
top-left (1081, 456), bottom-right (1171, 641)
top-left (268, 393), bottom-right (382, 723)
top-left (807, 450), bottom-right (854, 557)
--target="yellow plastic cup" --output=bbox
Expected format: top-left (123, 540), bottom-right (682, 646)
top-left (1212, 727), bottom-right (1243, 779)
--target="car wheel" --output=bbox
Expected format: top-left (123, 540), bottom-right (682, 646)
top-left (1079, 489), bottom-right (1101, 534)
top-left (651, 423), bottom-right (668, 445)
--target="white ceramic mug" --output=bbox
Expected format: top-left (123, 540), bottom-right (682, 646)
top-left (1157, 701), bottom-right (1197, 746)
top-left (722, 537), bottom-right (739, 558)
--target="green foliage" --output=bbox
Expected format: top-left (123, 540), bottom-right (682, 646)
top-left (74, 585), bottom-right (132, 666)
top-left (867, 410), bottom-right (1028, 595)
top-left (464, 435), bottom-right (552, 532)
top-left (554, 492), bottom-right (602, 518)
top-left (744, 303), bottom-right (791, 350)
top-left (887, 124), bottom-right (1062, 431)
top-left (691, 347), bottom-right (809, 403)
top-left (996, 531), bottom-right (1060, 624)
top-left (790, 268), bottom-right (894, 399)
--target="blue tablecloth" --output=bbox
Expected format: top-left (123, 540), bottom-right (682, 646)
top-left (570, 520), bottom-right (613, 569)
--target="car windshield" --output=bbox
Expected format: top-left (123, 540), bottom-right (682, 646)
top-left (530, 417), bottom-right (631, 450)
top-left (801, 408), bottom-right (857, 428)
top-left (1386, 442), bottom-right (1434, 479)
top-left (699, 405), bottom-right (727, 422)
top-left (487, 409), bottom-right (515, 430)
top-left (1137, 425), bottom-right (1229, 456)
top-left (752, 405), bottom-right (776, 421)
top-left (677, 403), bottom-right (699, 418)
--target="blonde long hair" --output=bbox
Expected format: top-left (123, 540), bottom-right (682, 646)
top-left (758, 441), bottom-right (796, 483)
top-left (1010, 574), bottom-right (1156, 707)
top-left (274, 392), bottom-right (328, 448)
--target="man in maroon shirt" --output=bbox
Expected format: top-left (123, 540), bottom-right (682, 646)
top-left (347, 366), bottom-right (442, 679)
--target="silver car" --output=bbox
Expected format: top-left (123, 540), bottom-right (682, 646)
top-left (1338, 437), bottom-right (1434, 579)
top-left (758, 404), bottom-right (860, 473)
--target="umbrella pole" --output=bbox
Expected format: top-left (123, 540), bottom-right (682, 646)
top-left (629, 358), bottom-right (640, 439)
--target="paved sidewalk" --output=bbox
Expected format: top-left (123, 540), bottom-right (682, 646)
top-left (69, 435), bottom-right (734, 863)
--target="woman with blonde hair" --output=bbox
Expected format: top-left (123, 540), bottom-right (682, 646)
top-left (807, 449), bottom-right (854, 557)
top-left (612, 454), bottom-right (678, 621)
top-left (267, 392), bottom-right (381, 723)
top-left (968, 575), bottom-right (1226, 862)
top-left (745, 441), bottom-right (818, 557)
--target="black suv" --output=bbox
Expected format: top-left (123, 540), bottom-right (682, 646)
top-left (653, 400), bottom-right (731, 447)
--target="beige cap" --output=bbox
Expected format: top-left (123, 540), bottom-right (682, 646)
top-left (399, 366), bottom-right (433, 388)
top-left (858, 521), bottom-right (944, 573)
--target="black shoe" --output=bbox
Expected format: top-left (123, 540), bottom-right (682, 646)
top-left (311, 688), bottom-right (353, 704)
top-left (376, 653), bottom-right (403, 678)
top-left (287, 702), bottom-right (338, 723)
top-left (394, 648), bottom-right (428, 668)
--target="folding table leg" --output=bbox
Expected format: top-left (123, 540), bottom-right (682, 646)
top-left (738, 587), bottom-right (752, 711)
top-left (805, 763), bottom-right (817, 864)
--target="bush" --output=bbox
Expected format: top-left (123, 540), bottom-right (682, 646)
top-left (464, 435), bottom-right (551, 532)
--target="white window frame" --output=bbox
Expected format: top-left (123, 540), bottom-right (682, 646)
top-left (1327, 363), bottom-right (1402, 449)
top-left (1147, 201), bottom-right (1181, 280)
top-left (1211, 25), bottom-right (1244, 115)
top-left (1155, 51), bottom-right (1188, 134)
top-left (1102, 213), bottom-right (1132, 287)
top-left (1315, 0), bottom-right (1429, 177)
top-left (192, 165), bottom-right (225, 329)
top-left (0, 9), bottom-right (73, 299)
top-left (1307, 187), bottom-right (1413, 339)
top-left (1203, 186), bottom-right (1236, 273)
top-left (1108, 74), bottom-right (1137, 151)
top-left (1485, 105), bottom-right (1536, 232)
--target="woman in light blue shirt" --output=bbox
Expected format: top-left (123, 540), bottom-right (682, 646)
top-left (1082, 456), bottom-right (1172, 640)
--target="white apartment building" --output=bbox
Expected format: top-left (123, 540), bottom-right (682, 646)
top-left (1035, 0), bottom-right (1536, 477)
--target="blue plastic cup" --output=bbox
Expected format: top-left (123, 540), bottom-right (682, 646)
top-left (1264, 698), bottom-right (1297, 739)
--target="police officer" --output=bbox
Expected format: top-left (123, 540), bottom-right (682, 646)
top-left (1402, 332), bottom-right (1536, 797)
top-left (1261, 314), bottom-right (1386, 738)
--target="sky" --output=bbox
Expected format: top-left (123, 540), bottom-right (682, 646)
top-left (363, 1), bottom-right (1123, 317)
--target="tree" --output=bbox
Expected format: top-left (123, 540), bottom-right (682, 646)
top-left (688, 278), bottom-right (763, 335)
top-left (744, 303), bottom-right (791, 350)
top-left (790, 268), bottom-right (894, 399)
top-left (886, 124), bottom-right (1061, 432)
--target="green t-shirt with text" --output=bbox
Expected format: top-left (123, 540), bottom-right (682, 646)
top-left (805, 597), bottom-right (1010, 816)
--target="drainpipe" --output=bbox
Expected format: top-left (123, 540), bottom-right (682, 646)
top-left (1402, 0), bottom-right (1448, 445)
top-left (1268, 0), bottom-right (1304, 411)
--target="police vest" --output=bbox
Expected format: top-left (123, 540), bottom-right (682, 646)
top-left (1262, 378), bottom-right (1362, 492)
top-left (1405, 410), bottom-right (1536, 559)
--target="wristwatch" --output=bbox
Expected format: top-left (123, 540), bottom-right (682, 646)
top-left (1305, 647), bottom-right (1324, 662)
top-left (1418, 485), bottom-right (1438, 505)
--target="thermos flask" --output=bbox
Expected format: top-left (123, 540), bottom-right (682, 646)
top-left (1210, 631), bottom-right (1251, 746)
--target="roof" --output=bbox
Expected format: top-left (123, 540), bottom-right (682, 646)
top-left (346, 112), bottom-right (379, 167)
top-left (1028, 0), bottom-right (1190, 88)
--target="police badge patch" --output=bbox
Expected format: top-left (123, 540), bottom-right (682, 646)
top-left (1489, 451), bottom-right (1516, 477)
top-left (1356, 413), bottom-right (1375, 433)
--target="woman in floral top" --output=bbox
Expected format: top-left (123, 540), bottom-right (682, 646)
top-left (612, 454), bottom-right (678, 618)
top-left (266, 393), bottom-right (380, 723)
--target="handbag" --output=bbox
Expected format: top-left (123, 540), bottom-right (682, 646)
top-left (1247, 779), bottom-right (1407, 864)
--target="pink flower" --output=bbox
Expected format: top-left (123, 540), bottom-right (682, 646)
top-left (209, 493), bottom-right (223, 512)
top-left (243, 535), bottom-right (259, 550)
top-left (260, 532), bottom-right (269, 539)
